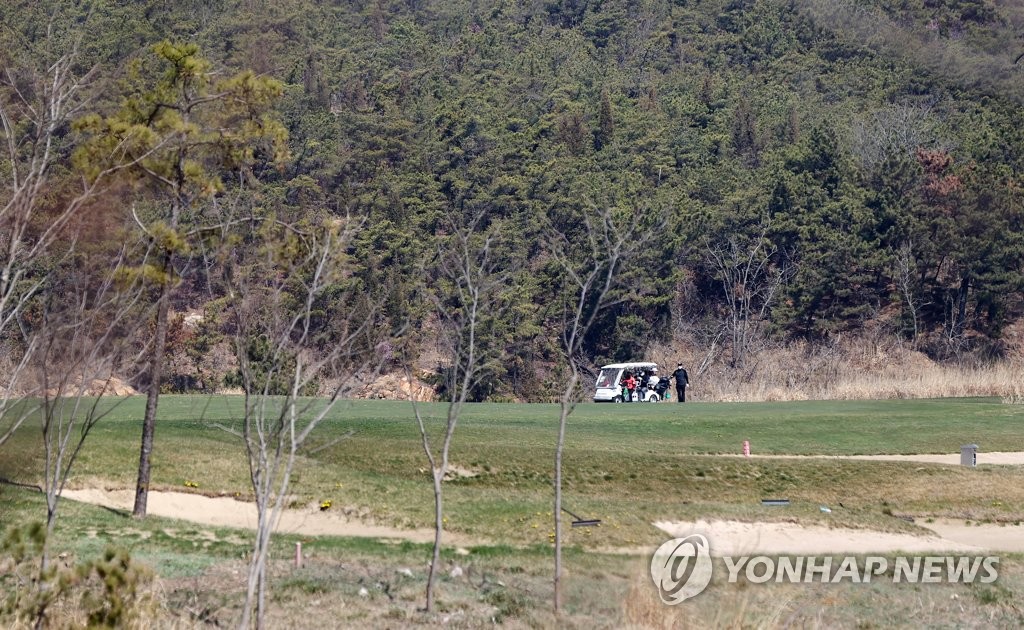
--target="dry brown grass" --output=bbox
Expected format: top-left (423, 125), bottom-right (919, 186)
top-left (620, 556), bottom-right (1024, 630)
top-left (621, 558), bottom-right (689, 629)
top-left (2, 572), bottom-right (173, 630)
top-left (652, 335), bottom-right (1024, 403)
top-left (621, 558), bottom-right (804, 630)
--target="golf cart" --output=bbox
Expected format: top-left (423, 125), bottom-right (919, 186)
top-left (593, 362), bottom-right (669, 402)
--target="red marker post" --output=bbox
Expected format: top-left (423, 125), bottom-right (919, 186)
top-left (743, 440), bottom-right (750, 457)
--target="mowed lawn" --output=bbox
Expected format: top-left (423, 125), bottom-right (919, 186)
top-left (4, 396), bottom-right (1024, 627)
top-left (3, 396), bottom-right (1024, 548)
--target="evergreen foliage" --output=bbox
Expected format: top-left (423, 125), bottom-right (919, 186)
top-left (2, 0), bottom-right (1022, 399)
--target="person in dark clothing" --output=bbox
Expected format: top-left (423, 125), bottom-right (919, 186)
top-left (671, 363), bottom-right (689, 402)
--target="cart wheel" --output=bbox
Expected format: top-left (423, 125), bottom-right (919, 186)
top-left (613, 395), bottom-right (623, 403)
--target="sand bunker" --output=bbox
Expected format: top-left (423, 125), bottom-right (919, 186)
top-left (62, 488), bottom-right (475, 545)
top-left (61, 450), bottom-right (1024, 555)
top-left (65, 488), bottom-right (1024, 556)
top-left (922, 518), bottom-right (1024, 552)
top-left (654, 519), bottom-right (1024, 556)
top-left (719, 451), bottom-right (1024, 465)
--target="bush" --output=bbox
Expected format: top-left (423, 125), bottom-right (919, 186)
top-left (0, 523), bottom-right (158, 628)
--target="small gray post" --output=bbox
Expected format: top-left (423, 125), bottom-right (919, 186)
top-left (960, 444), bottom-right (978, 467)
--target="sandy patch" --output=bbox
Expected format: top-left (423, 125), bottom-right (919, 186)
top-left (444, 464), bottom-right (479, 480)
top-left (924, 519), bottom-right (1024, 552)
top-left (654, 518), bottom-right (1024, 555)
top-left (715, 451), bottom-right (1024, 465)
top-left (62, 488), bottom-right (476, 545)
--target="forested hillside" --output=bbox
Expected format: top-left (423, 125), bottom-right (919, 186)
top-left (2, 0), bottom-right (1023, 401)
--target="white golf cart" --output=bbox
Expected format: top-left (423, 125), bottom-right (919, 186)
top-left (593, 362), bottom-right (668, 402)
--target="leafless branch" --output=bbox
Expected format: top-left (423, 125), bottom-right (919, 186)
top-left (546, 201), bottom-right (665, 614)
top-left (703, 219), bottom-right (789, 369)
top-left (212, 211), bottom-right (391, 630)
top-left (7, 238), bottom-right (155, 598)
top-left (408, 211), bottom-right (508, 612)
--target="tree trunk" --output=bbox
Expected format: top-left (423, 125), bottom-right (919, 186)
top-left (955, 274), bottom-right (970, 338)
top-left (133, 274), bottom-right (170, 518)
top-left (553, 412), bottom-right (564, 614)
top-left (553, 372), bottom-right (576, 615)
top-left (426, 470), bottom-right (444, 611)
top-left (240, 491), bottom-right (268, 630)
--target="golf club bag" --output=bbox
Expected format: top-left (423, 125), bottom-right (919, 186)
top-left (653, 376), bottom-right (670, 399)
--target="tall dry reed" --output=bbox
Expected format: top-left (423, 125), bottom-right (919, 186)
top-left (650, 336), bottom-right (1024, 403)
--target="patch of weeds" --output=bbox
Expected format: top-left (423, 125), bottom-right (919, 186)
top-left (485, 587), bottom-right (528, 623)
top-left (133, 551), bottom-right (219, 578)
top-left (973, 583), bottom-right (1013, 605)
top-left (278, 574), bottom-right (331, 596)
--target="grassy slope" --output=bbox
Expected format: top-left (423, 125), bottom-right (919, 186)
top-left (3, 396), bottom-right (1024, 626)
top-left (3, 396), bottom-right (1024, 544)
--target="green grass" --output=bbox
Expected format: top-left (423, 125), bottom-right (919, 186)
top-left (4, 396), bottom-right (1024, 627)
top-left (3, 396), bottom-right (1024, 547)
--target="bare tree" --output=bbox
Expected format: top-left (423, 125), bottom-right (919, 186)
top-left (704, 220), bottom-right (788, 369)
top-left (0, 27), bottom-right (97, 341)
top-left (0, 219), bottom-right (154, 628)
top-left (893, 240), bottom-right (928, 348)
top-left (0, 26), bottom-right (170, 628)
top-left (671, 276), bottom-right (728, 380)
top-left (408, 216), bottom-right (507, 613)
top-left (32, 247), bottom-right (151, 564)
top-left (943, 279), bottom-right (971, 360)
top-left (217, 216), bottom-right (386, 630)
top-left (0, 25), bottom-right (151, 449)
top-left (850, 102), bottom-right (940, 175)
top-left (546, 205), bottom-right (660, 614)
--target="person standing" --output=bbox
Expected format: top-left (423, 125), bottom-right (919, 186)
top-left (620, 371), bottom-right (637, 403)
top-left (672, 363), bottom-right (689, 402)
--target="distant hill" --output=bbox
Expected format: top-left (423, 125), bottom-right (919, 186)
top-left (2, 0), bottom-right (1021, 400)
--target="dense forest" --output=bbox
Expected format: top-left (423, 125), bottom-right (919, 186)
top-left (2, 0), bottom-right (1023, 401)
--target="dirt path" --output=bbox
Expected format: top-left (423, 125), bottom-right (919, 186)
top-left (654, 518), bottom-right (1024, 556)
top-left (62, 488), bottom-right (477, 546)
top-left (715, 451), bottom-right (1024, 465)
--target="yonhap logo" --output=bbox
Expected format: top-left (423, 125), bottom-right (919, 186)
top-left (650, 533), bottom-right (1000, 605)
top-left (650, 534), bottom-right (714, 604)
